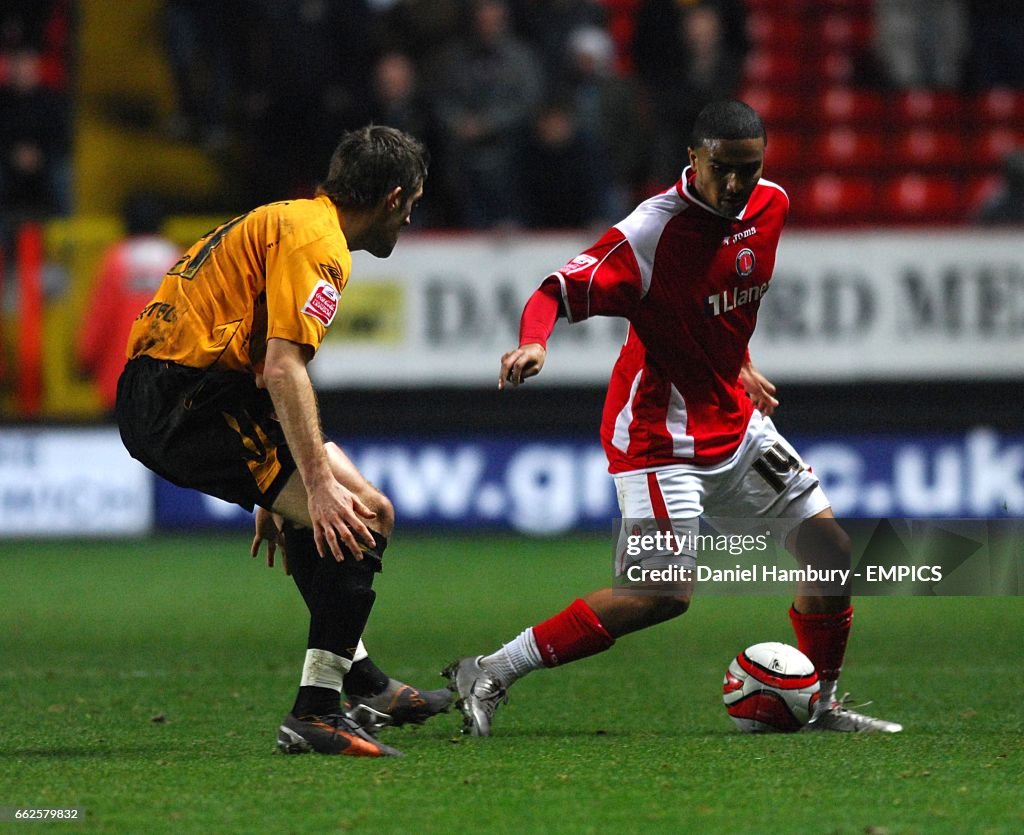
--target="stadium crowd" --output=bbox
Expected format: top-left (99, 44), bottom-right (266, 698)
top-left (1, 0), bottom-right (1023, 229)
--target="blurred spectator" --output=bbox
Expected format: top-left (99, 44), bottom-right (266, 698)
top-left (369, 50), bottom-right (446, 226)
top-left (975, 150), bottom-right (1024, 225)
top-left (163, 0), bottom-right (244, 149)
top-left (238, 0), bottom-right (374, 204)
top-left (873, 0), bottom-right (967, 89)
top-left (432, 0), bottom-right (543, 228)
top-left (512, 0), bottom-right (607, 77)
top-left (966, 0), bottom-right (1024, 89)
top-left (633, 0), bottom-right (746, 187)
top-left (1, 1), bottom-right (57, 51)
top-left (367, 0), bottom-right (463, 64)
top-left (521, 100), bottom-right (601, 228)
top-left (372, 51), bottom-right (430, 140)
top-left (564, 25), bottom-right (649, 222)
top-left (0, 45), bottom-right (72, 220)
top-left (633, 0), bottom-right (747, 88)
top-left (0, 0), bottom-right (70, 89)
top-left (77, 195), bottom-right (180, 413)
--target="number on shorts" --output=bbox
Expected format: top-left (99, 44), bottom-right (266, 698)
top-left (752, 443), bottom-right (802, 493)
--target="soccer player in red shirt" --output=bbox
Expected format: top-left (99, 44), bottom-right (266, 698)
top-left (446, 100), bottom-right (902, 734)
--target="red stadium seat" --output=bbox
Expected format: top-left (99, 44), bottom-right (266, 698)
top-left (818, 50), bottom-right (859, 86)
top-left (739, 87), bottom-right (804, 127)
top-left (743, 50), bottom-right (804, 87)
top-left (817, 87), bottom-right (886, 125)
top-left (964, 175), bottom-right (1001, 216)
top-left (744, 0), bottom-right (812, 10)
top-left (762, 132), bottom-right (805, 176)
top-left (820, 0), bottom-right (874, 9)
top-left (894, 129), bottom-right (964, 169)
top-left (803, 174), bottom-right (876, 222)
top-left (880, 175), bottom-right (960, 222)
top-left (894, 90), bottom-right (965, 125)
top-left (970, 128), bottom-right (1024, 168)
top-left (813, 128), bottom-right (886, 169)
top-left (746, 12), bottom-right (805, 49)
top-left (819, 13), bottom-right (874, 49)
top-left (974, 88), bottom-right (1024, 125)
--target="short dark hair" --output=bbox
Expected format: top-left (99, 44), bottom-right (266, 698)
top-left (691, 100), bottom-right (767, 148)
top-left (318, 125), bottom-right (429, 209)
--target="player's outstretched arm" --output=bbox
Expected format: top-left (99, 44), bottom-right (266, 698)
top-left (499, 343), bottom-right (547, 389)
top-left (739, 356), bottom-right (779, 416)
top-left (500, 279), bottom-right (562, 390)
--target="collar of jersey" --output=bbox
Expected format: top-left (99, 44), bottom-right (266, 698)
top-left (677, 166), bottom-right (749, 221)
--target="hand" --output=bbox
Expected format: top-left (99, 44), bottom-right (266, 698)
top-left (499, 343), bottom-right (547, 390)
top-left (307, 480), bottom-right (377, 562)
top-left (740, 361), bottom-right (779, 416)
top-left (250, 507), bottom-right (286, 570)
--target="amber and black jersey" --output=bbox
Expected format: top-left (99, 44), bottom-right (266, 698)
top-left (126, 194), bottom-right (350, 374)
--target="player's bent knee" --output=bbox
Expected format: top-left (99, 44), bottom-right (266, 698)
top-left (352, 489), bottom-right (394, 536)
top-left (367, 492), bottom-right (395, 533)
top-left (641, 593), bottom-right (690, 625)
top-left (791, 516), bottom-right (852, 569)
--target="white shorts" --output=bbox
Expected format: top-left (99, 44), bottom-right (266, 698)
top-left (613, 411), bottom-right (830, 574)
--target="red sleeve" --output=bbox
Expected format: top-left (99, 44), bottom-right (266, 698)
top-left (552, 227), bottom-right (641, 323)
top-left (519, 279), bottom-right (562, 348)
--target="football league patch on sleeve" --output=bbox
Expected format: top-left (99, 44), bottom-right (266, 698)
top-left (302, 280), bottom-right (340, 327)
top-left (559, 253), bottom-right (598, 274)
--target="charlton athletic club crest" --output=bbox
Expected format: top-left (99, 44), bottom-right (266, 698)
top-left (735, 248), bottom-right (756, 277)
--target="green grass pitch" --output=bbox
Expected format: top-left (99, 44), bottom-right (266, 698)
top-left (2, 534), bottom-right (1022, 834)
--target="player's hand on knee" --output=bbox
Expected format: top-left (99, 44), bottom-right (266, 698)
top-left (251, 507), bottom-right (287, 570)
top-left (499, 343), bottom-right (546, 390)
top-left (309, 485), bottom-right (376, 562)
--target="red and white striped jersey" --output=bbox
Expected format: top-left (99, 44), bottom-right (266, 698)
top-left (550, 167), bottom-right (789, 471)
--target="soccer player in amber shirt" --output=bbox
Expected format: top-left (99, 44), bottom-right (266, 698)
top-left (117, 126), bottom-right (450, 757)
top-left (447, 100), bottom-right (903, 735)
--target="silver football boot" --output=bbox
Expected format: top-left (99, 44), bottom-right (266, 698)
top-left (806, 694), bottom-right (903, 733)
top-left (443, 656), bottom-right (508, 737)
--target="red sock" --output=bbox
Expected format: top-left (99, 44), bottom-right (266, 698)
top-left (532, 598), bottom-right (615, 667)
top-left (789, 605), bottom-right (853, 681)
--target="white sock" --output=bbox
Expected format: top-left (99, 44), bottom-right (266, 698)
top-left (352, 639), bottom-right (368, 664)
top-left (299, 648), bottom-right (351, 691)
top-left (817, 678), bottom-right (838, 712)
top-left (481, 628), bottom-right (544, 686)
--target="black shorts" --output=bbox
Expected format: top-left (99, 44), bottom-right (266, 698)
top-left (116, 356), bottom-right (296, 512)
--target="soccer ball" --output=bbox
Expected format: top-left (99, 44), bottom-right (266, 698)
top-left (722, 642), bottom-right (820, 732)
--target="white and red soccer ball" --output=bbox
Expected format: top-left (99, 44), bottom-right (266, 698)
top-left (723, 642), bottom-right (820, 732)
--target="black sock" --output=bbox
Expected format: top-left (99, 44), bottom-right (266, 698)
top-left (285, 524), bottom-right (381, 657)
top-left (284, 524), bottom-right (386, 716)
top-left (292, 685), bottom-right (342, 718)
top-left (343, 656), bottom-right (390, 698)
